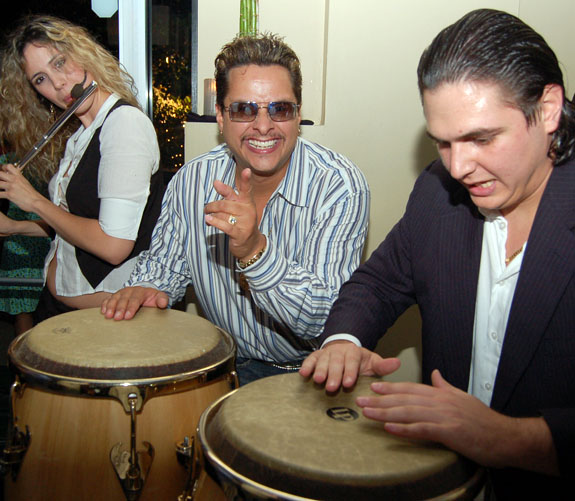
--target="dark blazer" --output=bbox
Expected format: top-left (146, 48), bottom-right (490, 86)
top-left (321, 159), bottom-right (575, 499)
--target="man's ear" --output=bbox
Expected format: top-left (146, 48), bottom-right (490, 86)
top-left (541, 83), bottom-right (563, 134)
top-left (216, 104), bottom-right (224, 133)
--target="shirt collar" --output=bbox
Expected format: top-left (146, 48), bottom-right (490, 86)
top-left (271, 137), bottom-right (311, 208)
top-left (478, 207), bottom-right (502, 222)
top-left (210, 137), bottom-right (311, 208)
top-left (71, 93), bottom-right (120, 140)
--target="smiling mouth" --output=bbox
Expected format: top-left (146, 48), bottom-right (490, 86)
top-left (248, 138), bottom-right (279, 150)
top-left (470, 180), bottom-right (495, 189)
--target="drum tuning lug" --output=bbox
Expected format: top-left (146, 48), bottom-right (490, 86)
top-left (176, 435), bottom-right (195, 467)
top-left (0, 379), bottom-right (31, 480)
top-left (176, 435), bottom-right (202, 500)
top-left (110, 392), bottom-right (154, 500)
top-left (0, 425), bottom-right (31, 480)
top-left (110, 441), bottom-right (154, 501)
top-left (228, 371), bottom-right (239, 389)
top-left (109, 386), bottom-right (144, 413)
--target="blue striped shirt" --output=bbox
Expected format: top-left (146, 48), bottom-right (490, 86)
top-left (128, 137), bottom-right (369, 362)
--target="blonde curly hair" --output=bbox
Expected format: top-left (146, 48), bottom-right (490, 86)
top-left (0, 15), bottom-right (140, 183)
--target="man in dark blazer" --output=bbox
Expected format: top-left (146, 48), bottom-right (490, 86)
top-left (301, 9), bottom-right (574, 499)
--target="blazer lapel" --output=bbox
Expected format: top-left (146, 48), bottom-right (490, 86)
top-left (436, 188), bottom-right (484, 390)
top-left (492, 165), bottom-right (575, 411)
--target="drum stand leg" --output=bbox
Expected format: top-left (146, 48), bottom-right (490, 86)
top-left (0, 379), bottom-right (30, 481)
top-left (110, 392), bottom-right (155, 501)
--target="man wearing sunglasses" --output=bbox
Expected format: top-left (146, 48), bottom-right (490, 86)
top-left (102, 34), bottom-right (369, 385)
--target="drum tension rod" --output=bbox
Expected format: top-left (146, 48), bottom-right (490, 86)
top-left (0, 380), bottom-right (30, 481)
top-left (110, 391), bottom-right (155, 501)
top-left (176, 435), bottom-right (200, 501)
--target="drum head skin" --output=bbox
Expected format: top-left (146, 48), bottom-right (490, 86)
top-left (201, 373), bottom-right (480, 500)
top-left (9, 307), bottom-right (234, 381)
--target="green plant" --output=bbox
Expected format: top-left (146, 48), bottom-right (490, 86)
top-left (239, 0), bottom-right (259, 36)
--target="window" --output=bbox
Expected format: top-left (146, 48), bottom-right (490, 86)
top-left (149, 0), bottom-right (196, 175)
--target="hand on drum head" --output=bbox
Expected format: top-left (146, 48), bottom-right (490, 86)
top-left (356, 369), bottom-right (559, 475)
top-left (299, 340), bottom-right (401, 392)
top-left (101, 286), bottom-right (170, 320)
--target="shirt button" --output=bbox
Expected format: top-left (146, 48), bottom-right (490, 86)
top-left (485, 382), bottom-right (493, 391)
top-left (490, 331), bottom-right (498, 341)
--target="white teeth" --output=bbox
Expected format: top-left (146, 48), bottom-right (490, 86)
top-left (248, 139), bottom-right (277, 149)
top-left (478, 180), bottom-right (494, 188)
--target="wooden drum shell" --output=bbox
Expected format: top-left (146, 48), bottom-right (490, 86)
top-left (4, 308), bottom-right (235, 501)
top-left (5, 379), bottom-right (230, 500)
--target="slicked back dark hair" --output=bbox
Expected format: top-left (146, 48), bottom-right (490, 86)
top-left (417, 9), bottom-right (575, 165)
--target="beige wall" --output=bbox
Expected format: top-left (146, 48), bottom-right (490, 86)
top-left (185, 0), bottom-right (575, 382)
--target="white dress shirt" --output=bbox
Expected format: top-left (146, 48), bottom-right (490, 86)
top-left (323, 209), bottom-right (526, 406)
top-left (468, 210), bottom-right (525, 405)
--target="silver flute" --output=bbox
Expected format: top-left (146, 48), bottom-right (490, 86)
top-left (16, 80), bottom-right (98, 170)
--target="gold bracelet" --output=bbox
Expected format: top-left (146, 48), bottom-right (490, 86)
top-left (238, 246), bottom-right (266, 269)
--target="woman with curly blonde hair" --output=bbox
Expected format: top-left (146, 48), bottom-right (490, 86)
top-left (0, 15), bottom-right (164, 323)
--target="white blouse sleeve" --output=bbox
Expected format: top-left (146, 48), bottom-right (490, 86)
top-left (97, 105), bottom-right (160, 240)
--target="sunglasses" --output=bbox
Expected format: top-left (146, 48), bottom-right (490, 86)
top-left (224, 101), bottom-right (300, 122)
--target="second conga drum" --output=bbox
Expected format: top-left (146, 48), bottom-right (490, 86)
top-left (198, 373), bottom-right (484, 500)
top-left (3, 307), bottom-right (236, 501)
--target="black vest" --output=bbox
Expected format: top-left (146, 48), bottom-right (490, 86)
top-left (66, 100), bottom-right (164, 288)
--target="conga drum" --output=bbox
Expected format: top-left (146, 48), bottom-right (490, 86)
top-left (2, 307), bottom-right (236, 501)
top-left (198, 373), bottom-right (485, 500)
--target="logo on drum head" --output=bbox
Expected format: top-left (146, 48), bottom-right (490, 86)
top-left (326, 407), bottom-right (359, 421)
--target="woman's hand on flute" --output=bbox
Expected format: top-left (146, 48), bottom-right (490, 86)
top-left (0, 163), bottom-right (44, 213)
